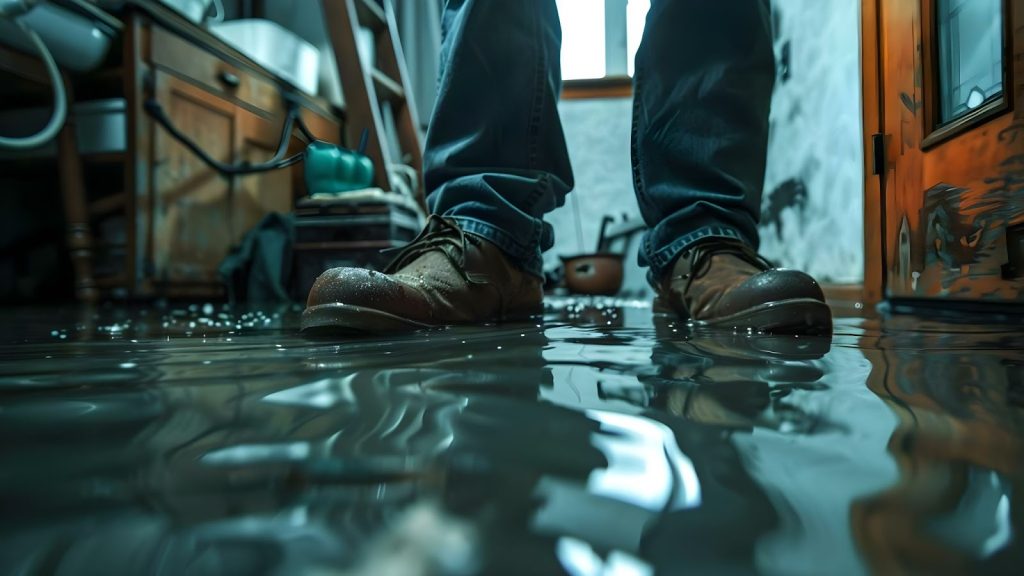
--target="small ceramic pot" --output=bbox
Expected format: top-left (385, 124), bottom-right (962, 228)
top-left (561, 253), bottom-right (625, 296)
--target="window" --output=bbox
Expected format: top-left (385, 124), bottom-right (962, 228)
top-left (936, 0), bottom-right (1004, 125)
top-left (556, 0), bottom-right (651, 81)
top-left (922, 0), bottom-right (1010, 147)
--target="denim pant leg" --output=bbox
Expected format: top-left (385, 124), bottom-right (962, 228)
top-left (424, 0), bottom-right (573, 278)
top-left (633, 0), bottom-right (775, 280)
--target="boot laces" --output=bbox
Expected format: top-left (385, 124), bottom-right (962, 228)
top-left (680, 240), bottom-right (774, 295)
top-left (383, 216), bottom-right (484, 283)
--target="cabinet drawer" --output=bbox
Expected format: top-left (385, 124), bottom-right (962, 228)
top-left (150, 26), bottom-right (279, 117)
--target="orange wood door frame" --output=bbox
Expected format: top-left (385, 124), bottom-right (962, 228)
top-left (862, 0), bottom-right (885, 304)
top-left (870, 0), bottom-right (1024, 303)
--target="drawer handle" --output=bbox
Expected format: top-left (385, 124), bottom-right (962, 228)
top-left (218, 71), bottom-right (241, 89)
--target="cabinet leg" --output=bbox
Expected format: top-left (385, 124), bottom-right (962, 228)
top-left (57, 111), bottom-right (99, 302)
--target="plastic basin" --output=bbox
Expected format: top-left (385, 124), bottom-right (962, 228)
top-left (211, 19), bottom-right (320, 96)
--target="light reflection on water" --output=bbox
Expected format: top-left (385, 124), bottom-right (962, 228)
top-left (0, 299), bottom-right (1022, 575)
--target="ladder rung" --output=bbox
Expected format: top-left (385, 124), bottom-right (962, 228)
top-left (89, 192), bottom-right (128, 217)
top-left (371, 68), bottom-right (405, 102)
top-left (355, 0), bottom-right (387, 29)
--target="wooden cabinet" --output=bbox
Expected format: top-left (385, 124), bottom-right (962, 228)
top-left (864, 0), bottom-right (1024, 304)
top-left (1, 1), bottom-right (347, 301)
top-left (95, 4), bottom-right (345, 299)
top-left (150, 25), bottom-right (278, 117)
top-left (149, 71), bottom-right (236, 287)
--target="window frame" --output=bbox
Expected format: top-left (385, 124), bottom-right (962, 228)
top-left (558, 0), bottom-right (641, 99)
top-left (921, 0), bottom-right (1014, 149)
top-left (562, 76), bottom-right (633, 100)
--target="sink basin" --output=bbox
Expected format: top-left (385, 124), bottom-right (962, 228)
top-left (0, 2), bottom-right (115, 72)
top-left (211, 19), bottom-right (320, 96)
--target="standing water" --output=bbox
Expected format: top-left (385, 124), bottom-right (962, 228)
top-left (1, 298), bottom-right (1021, 575)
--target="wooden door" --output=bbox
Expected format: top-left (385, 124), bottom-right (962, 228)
top-left (150, 71), bottom-right (236, 288)
top-left (876, 0), bottom-right (1024, 302)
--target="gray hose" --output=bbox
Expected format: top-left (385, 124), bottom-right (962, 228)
top-left (0, 15), bottom-right (68, 150)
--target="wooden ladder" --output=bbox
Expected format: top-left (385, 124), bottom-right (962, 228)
top-left (322, 0), bottom-right (425, 208)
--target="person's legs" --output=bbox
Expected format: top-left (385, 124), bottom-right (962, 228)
top-left (633, 0), bottom-right (831, 333)
top-left (632, 0), bottom-right (773, 276)
top-left (425, 0), bottom-right (572, 278)
top-left (303, 0), bottom-right (569, 332)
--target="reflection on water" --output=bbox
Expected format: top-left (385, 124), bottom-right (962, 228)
top-left (1, 299), bottom-right (1022, 575)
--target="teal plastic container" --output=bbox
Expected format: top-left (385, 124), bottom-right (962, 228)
top-left (303, 141), bottom-right (375, 195)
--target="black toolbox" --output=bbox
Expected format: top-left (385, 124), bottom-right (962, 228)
top-left (293, 195), bottom-right (422, 299)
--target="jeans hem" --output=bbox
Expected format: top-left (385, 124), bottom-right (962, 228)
top-left (644, 225), bottom-right (751, 280)
top-left (450, 216), bottom-right (544, 278)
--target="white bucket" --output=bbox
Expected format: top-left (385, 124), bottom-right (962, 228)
top-left (211, 19), bottom-right (321, 96)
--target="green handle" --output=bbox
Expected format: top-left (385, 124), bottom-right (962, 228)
top-left (303, 141), bottom-right (375, 195)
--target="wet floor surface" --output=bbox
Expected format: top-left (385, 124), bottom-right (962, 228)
top-left (1, 298), bottom-right (1022, 575)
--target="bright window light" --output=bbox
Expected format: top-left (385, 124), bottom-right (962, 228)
top-left (626, 0), bottom-right (650, 77)
top-left (556, 0), bottom-right (607, 80)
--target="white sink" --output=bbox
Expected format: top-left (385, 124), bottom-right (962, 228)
top-left (211, 19), bottom-right (320, 96)
top-left (0, 2), bottom-right (115, 72)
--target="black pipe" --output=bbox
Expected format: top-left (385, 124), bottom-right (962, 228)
top-left (144, 99), bottom-right (304, 176)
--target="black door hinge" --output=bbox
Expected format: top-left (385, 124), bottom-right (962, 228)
top-left (871, 133), bottom-right (886, 176)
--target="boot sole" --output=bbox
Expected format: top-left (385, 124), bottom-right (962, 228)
top-left (658, 298), bottom-right (833, 335)
top-left (301, 303), bottom-right (435, 335)
top-left (301, 302), bottom-right (543, 335)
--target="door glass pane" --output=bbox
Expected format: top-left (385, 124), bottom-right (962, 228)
top-left (936, 0), bottom-right (1004, 125)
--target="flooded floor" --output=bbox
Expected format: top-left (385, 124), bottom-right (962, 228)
top-left (1, 298), bottom-right (1022, 575)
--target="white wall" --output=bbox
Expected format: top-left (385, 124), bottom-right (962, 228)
top-left (548, 98), bottom-right (649, 295)
top-left (760, 0), bottom-right (865, 284)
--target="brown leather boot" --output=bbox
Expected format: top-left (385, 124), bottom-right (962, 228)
top-left (302, 216), bottom-right (543, 333)
top-left (655, 239), bottom-right (832, 334)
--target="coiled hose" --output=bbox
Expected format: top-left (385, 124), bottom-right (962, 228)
top-left (0, 14), bottom-right (68, 150)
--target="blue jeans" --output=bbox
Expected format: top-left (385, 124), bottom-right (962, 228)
top-left (424, 0), bottom-right (774, 280)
